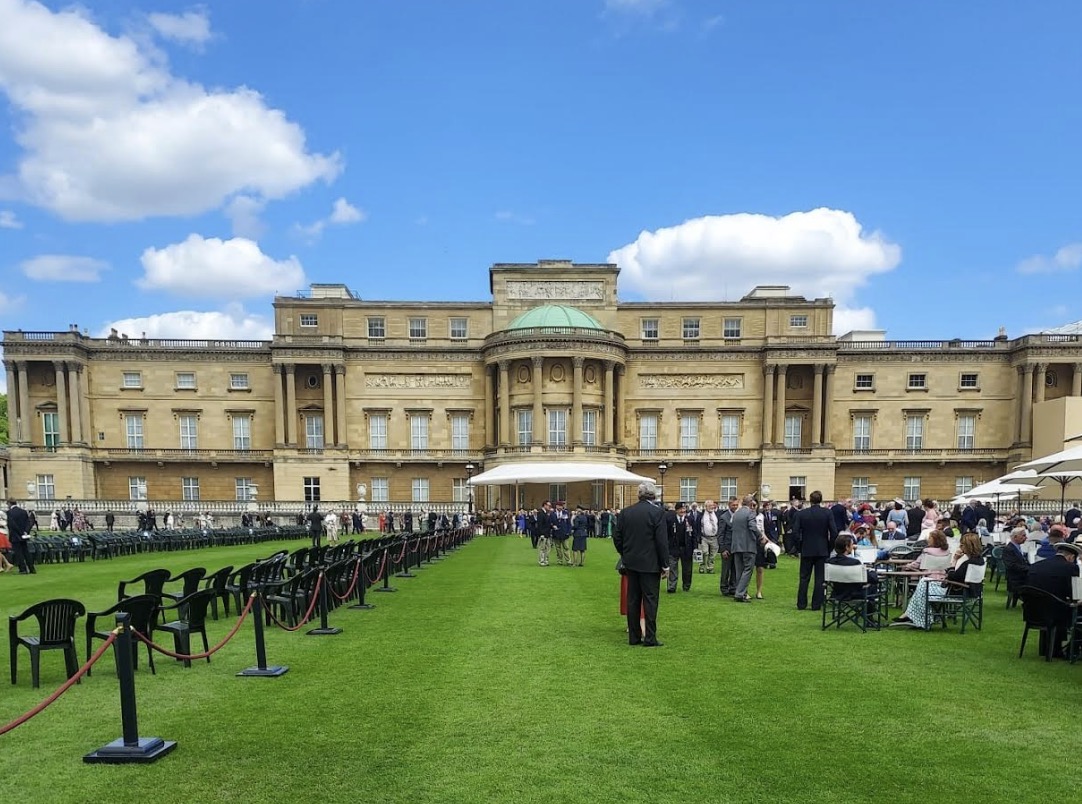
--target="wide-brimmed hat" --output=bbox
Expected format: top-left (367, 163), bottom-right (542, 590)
top-left (1054, 542), bottom-right (1082, 557)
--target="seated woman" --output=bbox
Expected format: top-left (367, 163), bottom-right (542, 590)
top-left (891, 532), bottom-right (985, 628)
top-left (854, 526), bottom-right (877, 548)
top-left (901, 530), bottom-right (951, 574)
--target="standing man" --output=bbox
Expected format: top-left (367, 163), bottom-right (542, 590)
top-left (307, 504), bottom-right (323, 549)
top-left (724, 495), bottom-right (764, 602)
top-left (718, 497), bottom-right (739, 596)
top-left (699, 500), bottom-right (721, 574)
top-left (536, 500), bottom-right (555, 566)
top-left (793, 490), bottom-right (839, 611)
top-left (665, 502), bottom-right (694, 593)
top-left (552, 501), bottom-right (572, 566)
top-left (613, 481), bottom-right (670, 647)
top-left (6, 499), bottom-right (35, 575)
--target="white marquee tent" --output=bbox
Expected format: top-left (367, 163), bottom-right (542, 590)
top-left (467, 462), bottom-right (655, 486)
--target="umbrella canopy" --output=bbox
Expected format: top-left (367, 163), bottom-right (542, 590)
top-left (956, 477), bottom-right (1040, 500)
top-left (1016, 444), bottom-right (1082, 475)
top-left (467, 462), bottom-right (655, 486)
top-left (999, 468), bottom-right (1043, 485)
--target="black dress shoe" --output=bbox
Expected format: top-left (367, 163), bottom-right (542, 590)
top-left (733, 596), bottom-right (748, 603)
top-left (628, 640), bottom-right (642, 646)
top-left (642, 641), bottom-right (664, 648)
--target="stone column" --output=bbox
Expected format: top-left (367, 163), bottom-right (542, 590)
top-left (822, 365), bottom-right (836, 444)
top-left (272, 365), bottom-right (285, 446)
top-left (335, 364), bottom-right (347, 448)
top-left (3, 361), bottom-right (17, 441)
top-left (16, 362), bottom-right (30, 445)
top-left (68, 363), bottom-right (84, 444)
top-left (498, 361), bottom-right (511, 446)
top-left (484, 365), bottom-right (495, 447)
top-left (54, 360), bottom-right (69, 444)
top-left (774, 364), bottom-right (788, 446)
top-left (603, 360), bottom-right (615, 445)
top-left (615, 364), bottom-right (626, 447)
top-left (322, 363), bottom-right (335, 445)
top-left (285, 364), bottom-right (297, 446)
top-left (532, 356), bottom-right (545, 445)
top-left (572, 357), bottom-right (584, 444)
top-left (812, 363), bottom-right (824, 446)
top-left (1012, 366), bottom-right (1024, 444)
top-left (1073, 363), bottom-right (1082, 397)
top-left (79, 363), bottom-right (91, 446)
top-left (1021, 364), bottom-right (1035, 444)
top-left (1035, 363), bottom-right (1047, 404)
top-left (761, 364), bottom-right (775, 446)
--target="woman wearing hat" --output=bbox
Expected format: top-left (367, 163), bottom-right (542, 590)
top-left (571, 506), bottom-right (589, 566)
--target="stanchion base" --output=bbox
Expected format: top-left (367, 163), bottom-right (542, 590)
top-left (395, 571), bottom-right (416, 578)
top-left (84, 737), bottom-right (177, 764)
top-left (374, 586), bottom-right (397, 593)
top-left (307, 627), bottom-right (343, 635)
top-left (237, 665), bottom-right (289, 677)
top-left (349, 603), bottom-right (375, 609)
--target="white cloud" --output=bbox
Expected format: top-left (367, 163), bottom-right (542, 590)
top-left (0, 209), bottom-right (22, 228)
top-left (137, 234), bottom-right (305, 298)
top-left (224, 194), bottom-right (266, 239)
top-left (1017, 242), bottom-right (1082, 275)
top-left (98, 303), bottom-right (272, 341)
top-left (295, 196), bottom-right (366, 240)
top-left (608, 208), bottom-right (902, 307)
top-left (832, 306), bottom-right (878, 336)
top-left (147, 9), bottom-right (212, 48)
top-left (21, 253), bottom-right (108, 282)
top-left (0, 0), bottom-right (341, 222)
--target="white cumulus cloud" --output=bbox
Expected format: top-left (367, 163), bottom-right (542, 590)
top-left (0, 209), bottom-right (22, 228)
top-left (147, 9), bottom-right (212, 48)
top-left (21, 253), bottom-right (108, 282)
top-left (138, 234), bottom-right (306, 298)
top-left (295, 197), bottom-right (366, 240)
top-left (609, 208), bottom-right (901, 306)
top-left (0, 0), bottom-right (341, 222)
top-left (1017, 242), bottom-right (1082, 275)
top-left (99, 303), bottom-right (273, 341)
top-left (832, 306), bottom-right (879, 336)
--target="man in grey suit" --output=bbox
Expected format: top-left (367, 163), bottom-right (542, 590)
top-left (721, 494), bottom-right (764, 602)
top-left (718, 497), bottom-right (739, 596)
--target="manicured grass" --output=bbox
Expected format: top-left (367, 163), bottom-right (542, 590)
top-left (0, 536), bottom-right (1075, 803)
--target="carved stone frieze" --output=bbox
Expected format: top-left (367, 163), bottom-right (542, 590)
top-left (485, 341), bottom-right (625, 359)
top-left (836, 353), bottom-right (1010, 364)
top-left (364, 374), bottom-right (473, 390)
top-left (505, 280), bottom-right (604, 301)
top-left (638, 374), bottom-right (745, 390)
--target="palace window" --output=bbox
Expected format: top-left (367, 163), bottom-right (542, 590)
top-left (582, 409), bottom-right (597, 446)
top-left (905, 415), bottom-right (924, 451)
top-left (720, 414), bottom-right (740, 450)
top-left (369, 413), bottom-right (388, 450)
top-left (299, 314), bottom-right (318, 328)
top-left (784, 414), bottom-right (802, 449)
top-left (412, 477), bottom-right (430, 503)
top-left (516, 409), bottom-right (533, 446)
top-left (680, 477), bottom-right (698, 503)
top-left (367, 317), bottom-right (386, 339)
top-left (907, 373), bottom-right (927, 390)
top-left (410, 414), bottom-right (429, 450)
top-left (303, 476), bottom-right (321, 502)
top-left (719, 477), bottom-right (738, 500)
top-left (233, 415), bottom-right (251, 450)
top-left (182, 477), bottom-right (200, 502)
top-left (723, 318), bottom-right (742, 339)
top-left (36, 474), bottom-right (55, 501)
top-left (854, 373), bottom-right (874, 390)
top-left (179, 414), bottom-right (198, 450)
top-left (682, 317), bottom-right (700, 340)
top-left (175, 372), bottom-right (196, 389)
top-left (129, 476), bottom-right (148, 501)
top-left (641, 318), bottom-right (659, 341)
top-left (409, 317), bottom-right (428, 340)
top-left (451, 414), bottom-right (470, 452)
top-left (371, 477), bottom-right (389, 502)
top-left (122, 371), bottom-right (142, 389)
top-left (42, 411), bottom-right (59, 451)
top-left (903, 476), bottom-right (921, 502)
top-left (125, 414), bottom-right (144, 449)
top-left (235, 477), bottom-right (254, 502)
top-left (548, 409), bottom-right (568, 446)
top-left (305, 414), bottom-right (325, 449)
top-left (449, 318), bottom-right (468, 340)
top-left (955, 476), bottom-right (974, 496)
top-left (957, 414), bottom-right (976, 451)
top-left (679, 414), bottom-right (699, 451)
top-left (230, 373), bottom-right (250, 390)
top-left (851, 477), bottom-right (870, 500)
top-left (639, 413), bottom-right (658, 451)
top-left (959, 372), bottom-right (979, 389)
top-left (789, 315), bottom-right (808, 328)
top-left (852, 414), bottom-right (872, 452)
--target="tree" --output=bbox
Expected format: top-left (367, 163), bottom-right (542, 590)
top-left (0, 393), bottom-right (7, 444)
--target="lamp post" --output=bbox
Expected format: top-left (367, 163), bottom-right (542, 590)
top-left (657, 462), bottom-right (668, 506)
top-left (465, 463), bottom-right (475, 515)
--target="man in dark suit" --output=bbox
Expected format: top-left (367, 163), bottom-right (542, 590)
top-left (827, 534), bottom-right (879, 601)
top-left (793, 490), bottom-right (838, 610)
top-left (536, 501), bottom-right (555, 566)
top-left (1001, 526), bottom-right (1029, 606)
top-left (830, 499), bottom-right (850, 533)
top-left (613, 482), bottom-right (670, 647)
top-left (665, 502), bottom-right (694, 593)
top-left (906, 503), bottom-right (924, 539)
top-left (307, 505), bottom-right (323, 549)
top-left (7, 499), bottom-right (36, 574)
top-left (1024, 541), bottom-right (1081, 657)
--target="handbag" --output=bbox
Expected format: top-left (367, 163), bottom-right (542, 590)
top-left (615, 556), bottom-right (626, 575)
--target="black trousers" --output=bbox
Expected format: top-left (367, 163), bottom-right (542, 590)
top-left (12, 540), bottom-right (35, 573)
top-left (797, 556), bottom-right (826, 610)
top-left (719, 554), bottom-right (736, 593)
top-left (626, 570), bottom-right (661, 645)
top-left (530, 532), bottom-right (539, 549)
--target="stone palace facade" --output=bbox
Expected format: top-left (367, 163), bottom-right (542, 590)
top-left (4, 260), bottom-right (1082, 513)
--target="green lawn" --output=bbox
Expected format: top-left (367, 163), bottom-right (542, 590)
top-left (0, 536), bottom-right (1075, 803)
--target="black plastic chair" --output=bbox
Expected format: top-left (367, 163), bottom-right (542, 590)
top-left (163, 567), bottom-right (207, 606)
top-left (225, 563), bottom-right (257, 615)
top-left (85, 594), bottom-right (159, 677)
top-left (202, 565), bottom-right (234, 620)
top-left (9, 598), bottom-right (86, 688)
top-left (118, 568), bottom-right (172, 602)
top-left (157, 589), bottom-right (216, 668)
top-left (1018, 585), bottom-right (1075, 661)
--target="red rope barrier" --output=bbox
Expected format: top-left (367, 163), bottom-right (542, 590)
top-left (395, 539), bottom-right (408, 563)
top-left (260, 573), bottom-right (324, 632)
top-left (133, 593), bottom-right (255, 660)
top-left (328, 560), bottom-right (361, 602)
top-left (409, 537), bottom-right (421, 554)
top-left (362, 550), bottom-right (388, 585)
top-left (0, 632), bottom-right (118, 736)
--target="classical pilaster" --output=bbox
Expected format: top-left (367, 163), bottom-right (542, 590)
top-left (1021, 364), bottom-right (1035, 444)
top-left (1013, 366), bottom-right (1024, 444)
top-left (812, 363), bottom-right (824, 446)
top-left (498, 361), bottom-right (511, 446)
top-left (3, 361), bottom-right (17, 441)
top-left (272, 364), bottom-right (285, 446)
top-left (322, 363), bottom-right (335, 445)
top-left (68, 363), bottom-right (84, 444)
top-left (614, 364), bottom-right (626, 447)
top-left (285, 364), bottom-right (298, 446)
top-left (1035, 363), bottom-right (1048, 404)
top-left (774, 364), bottom-right (788, 446)
top-left (16, 362), bottom-right (30, 445)
top-left (484, 365), bottom-right (495, 447)
top-left (822, 365), bottom-right (835, 444)
top-left (572, 356), bottom-right (584, 444)
top-left (78, 363), bottom-right (91, 447)
top-left (603, 361), bottom-right (615, 445)
top-left (1073, 363), bottom-right (1082, 397)
top-left (761, 364), bottom-right (775, 446)
top-left (335, 364), bottom-right (347, 448)
top-left (53, 360), bottom-right (69, 444)
top-left (532, 356), bottom-right (545, 445)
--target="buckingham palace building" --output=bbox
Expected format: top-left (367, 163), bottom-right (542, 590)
top-left (3, 259), bottom-right (1082, 514)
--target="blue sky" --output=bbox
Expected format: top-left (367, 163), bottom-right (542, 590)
top-left (1, 0), bottom-right (1081, 389)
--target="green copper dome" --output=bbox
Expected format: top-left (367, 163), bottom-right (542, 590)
top-left (506, 305), bottom-right (604, 331)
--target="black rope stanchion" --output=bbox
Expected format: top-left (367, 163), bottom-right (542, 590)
top-left (375, 546), bottom-right (397, 593)
top-left (307, 572), bottom-right (342, 635)
top-left (350, 556), bottom-right (375, 610)
top-left (238, 593), bottom-right (288, 677)
top-left (84, 613), bottom-right (176, 764)
top-left (396, 536), bottom-right (417, 579)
